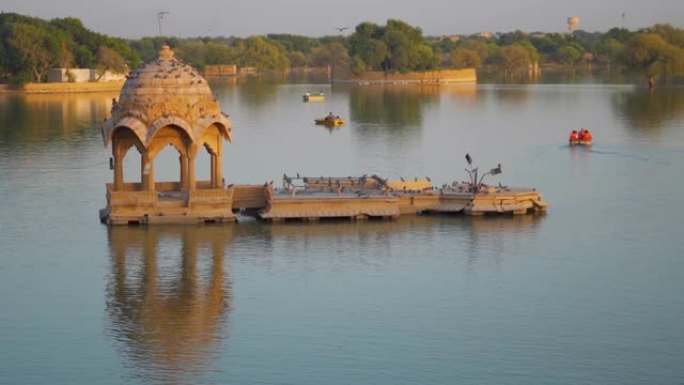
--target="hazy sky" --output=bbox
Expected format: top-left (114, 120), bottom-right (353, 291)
top-left (3, 0), bottom-right (683, 38)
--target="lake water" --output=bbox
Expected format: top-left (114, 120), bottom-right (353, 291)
top-left (1, 79), bottom-right (683, 385)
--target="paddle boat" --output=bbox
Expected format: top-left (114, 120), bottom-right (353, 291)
top-left (569, 139), bottom-right (592, 146)
top-left (315, 117), bottom-right (345, 126)
top-left (568, 129), bottom-right (593, 146)
top-left (303, 91), bottom-right (325, 102)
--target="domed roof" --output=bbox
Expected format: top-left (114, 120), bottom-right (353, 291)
top-left (102, 45), bottom-right (231, 148)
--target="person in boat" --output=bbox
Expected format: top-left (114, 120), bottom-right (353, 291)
top-left (326, 112), bottom-right (335, 121)
top-left (579, 129), bottom-right (592, 141)
top-left (569, 130), bottom-right (579, 142)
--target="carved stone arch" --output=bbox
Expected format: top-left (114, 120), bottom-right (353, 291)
top-left (120, 138), bottom-right (144, 158)
top-left (192, 116), bottom-right (232, 143)
top-left (106, 118), bottom-right (148, 148)
top-left (112, 127), bottom-right (145, 157)
top-left (146, 125), bottom-right (191, 160)
top-left (148, 117), bottom-right (194, 146)
top-left (199, 125), bottom-right (222, 155)
top-left (202, 141), bottom-right (217, 155)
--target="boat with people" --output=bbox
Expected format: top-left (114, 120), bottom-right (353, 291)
top-left (315, 117), bottom-right (345, 126)
top-left (568, 128), bottom-right (593, 146)
top-left (315, 112), bottom-right (344, 126)
top-left (303, 91), bottom-right (325, 102)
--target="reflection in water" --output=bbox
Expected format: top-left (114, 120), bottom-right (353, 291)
top-left (348, 84), bottom-right (439, 127)
top-left (613, 87), bottom-right (684, 133)
top-left (106, 226), bottom-right (233, 384)
top-left (460, 215), bottom-right (545, 266)
top-left (0, 93), bottom-right (116, 148)
top-left (234, 78), bottom-right (281, 110)
top-left (439, 83), bottom-right (478, 102)
top-left (487, 85), bottom-right (531, 105)
top-left (253, 214), bottom-right (545, 269)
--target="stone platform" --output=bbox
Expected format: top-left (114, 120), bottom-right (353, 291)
top-left (101, 175), bottom-right (547, 225)
top-left (256, 175), bottom-right (547, 222)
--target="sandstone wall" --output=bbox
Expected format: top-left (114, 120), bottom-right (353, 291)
top-left (333, 67), bottom-right (476, 84)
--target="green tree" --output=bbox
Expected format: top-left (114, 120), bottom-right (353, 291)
top-left (347, 19), bottom-right (435, 73)
top-left (95, 45), bottom-right (126, 80)
top-left (349, 37), bottom-right (388, 71)
top-left (383, 19), bottom-right (431, 72)
top-left (288, 51), bottom-right (307, 67)
top-left (649, 24), bottom-right (684, 47)
top-left (175, 41), bottom-right (207, 70)
top-left (624, 31), bottom-right (684, 89)
top-left (496, 44), bottom-right (532, 77)
top-left (234, 36), bottom-right (289, 71)
top-left (205, 42), bottom-right (235, 65)
top-left (556, 45), bottom-right (583, 64)
top-left (6, 22), bottom-right (54, 82)
top-left (267, 34), bottom-right (317, 54)
top-left (449, 48), bottom-right (481, 69)
top-left (309, 41), bottom-right (349, 67)
top-left (595, 37), bottom-right (625, 64)
top-left (460, 38), bottom-right (499, 65)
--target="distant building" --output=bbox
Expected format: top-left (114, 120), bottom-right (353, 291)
top-left (204, 65), bottom-right (237, 77)
top-left (47, 68), bottom-right (126, 83)
top-left (238, 67), bottom-right (257, 76)
top-left (567, 16), bottom-right (580, 33)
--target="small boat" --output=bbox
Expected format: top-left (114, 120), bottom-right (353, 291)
top-left (303, 92), bottom-right (325, 102)
top-left (315, 117), bottom-right (345, 126)
top-left (569, 140), bottom-right (592, 146)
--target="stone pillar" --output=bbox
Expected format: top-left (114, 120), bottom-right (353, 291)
top-left (114, 148), bottom-right (124, 190)
top-left (210, 153), bottom-right (217, 188)
top-left (188, 154), bottom-right (196, 191)
top-left (216, 143), bottom-right (223, 188)
top-left (180, 153), bottom-right (188, 191)
top-left (141, 152), bottom-right (155, 191)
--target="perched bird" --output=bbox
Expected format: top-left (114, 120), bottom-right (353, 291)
top-left (465, 153), bottom-right (472, 165)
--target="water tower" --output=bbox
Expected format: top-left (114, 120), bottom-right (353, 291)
top-left (567, 16), bottom-right (580, 33)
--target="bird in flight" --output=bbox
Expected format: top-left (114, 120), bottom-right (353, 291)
top-left (335, 27), bottom-right (350, 32)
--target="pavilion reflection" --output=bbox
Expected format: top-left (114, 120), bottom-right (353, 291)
top-left (105, 225), bottom-right (234, 384)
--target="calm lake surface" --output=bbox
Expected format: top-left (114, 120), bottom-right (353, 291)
top-left (1, 78), bottom-right (683, 385)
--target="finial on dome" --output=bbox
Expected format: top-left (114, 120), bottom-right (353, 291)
top-left (158, 44), bottom-right (175, 61)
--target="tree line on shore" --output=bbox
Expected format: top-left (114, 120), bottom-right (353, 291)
top-left (1, 12), bottom-right (683, 88)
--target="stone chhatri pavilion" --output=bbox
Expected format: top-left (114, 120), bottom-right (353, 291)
top-left (100, 45), bottom-right (234, 225)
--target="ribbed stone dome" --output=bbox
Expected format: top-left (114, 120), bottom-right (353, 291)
top-left (102, 44), bottom-right (231, 148)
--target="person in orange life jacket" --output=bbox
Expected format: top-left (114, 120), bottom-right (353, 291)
top-left (580, 129), bottom-right (592, 141)
top-left (569, 130), bottom-right (579, 141)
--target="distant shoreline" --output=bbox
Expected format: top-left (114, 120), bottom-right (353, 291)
top-left (0, 81), bottom-right (124, 94)
top-left (332, 68), bottom-right (477, 84)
